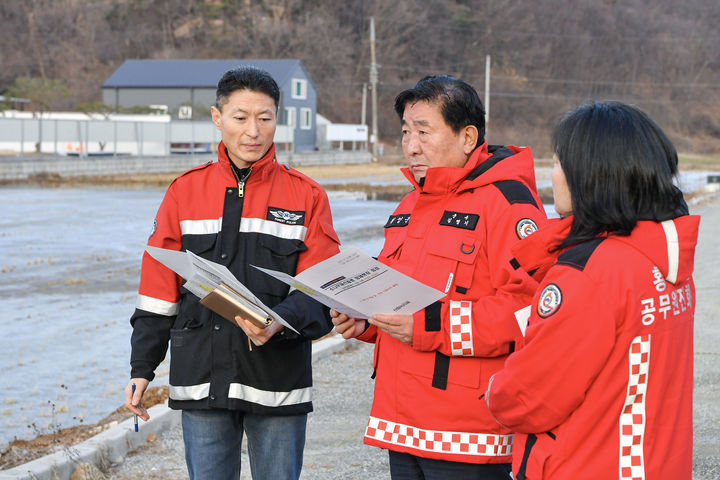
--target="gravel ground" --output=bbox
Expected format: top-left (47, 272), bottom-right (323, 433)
top-left (103, 194), bottom-right (720, 480)
top-left (691, 195), bottom-right (720, 480)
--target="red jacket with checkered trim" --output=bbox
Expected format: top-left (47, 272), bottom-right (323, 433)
top-left (356, 142), bottom-right (546, 464)
top-left (486, 214), bottom-right (699, 479)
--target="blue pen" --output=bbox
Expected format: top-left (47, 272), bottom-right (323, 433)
top-left (132, 383), bottom-right (138, 432)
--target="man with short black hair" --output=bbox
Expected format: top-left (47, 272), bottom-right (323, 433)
top-left (333, 75), bottom-right (546, 479)
top-left (125, 66), bottom-right (340, 479)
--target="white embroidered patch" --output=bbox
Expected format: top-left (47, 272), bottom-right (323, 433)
top-left (537, 283), bottom-right (562, 318)
top-left (515, 218), bottom-right (538, 239)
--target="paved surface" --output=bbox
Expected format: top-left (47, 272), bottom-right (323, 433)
top-left (6, 194), bottom-right (718, 480)
top-left (691, 195), bottom-right (720, 480)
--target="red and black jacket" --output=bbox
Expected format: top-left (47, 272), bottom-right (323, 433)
top-left (130, 142), bottom-right (340, 415)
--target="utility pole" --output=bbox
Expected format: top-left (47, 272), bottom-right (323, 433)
top-left (361, 82), bottom-right (367, 125)
top-left (361, 82), bottom-right (368, 152)
top-left (369, 17), bottom-right (379, 159)
top-left (484, 54), bottom-right (491, 134)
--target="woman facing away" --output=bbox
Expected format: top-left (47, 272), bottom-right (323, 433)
top-left (486, 101), bottom-right (699, 479)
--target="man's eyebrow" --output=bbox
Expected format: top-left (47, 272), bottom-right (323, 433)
top-left (227, 107), bottom-right (274, 115)
top-left (402, 117), bottom-right (431, 127)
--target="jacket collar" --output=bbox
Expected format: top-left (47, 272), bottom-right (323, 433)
top-left (401, 142), bottom-right (492, 194)
top-left (217, 141), bottom-right (277, 184)
top-left (511, 214), bottom-right (700, 285)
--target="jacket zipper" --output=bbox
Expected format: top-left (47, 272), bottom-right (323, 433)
top-left (236, 167), bottom-right (252, 197)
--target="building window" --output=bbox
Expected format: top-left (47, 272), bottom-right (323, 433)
top-left (292, 79), bottom-right (307, 99)
top-left (285, 107), bottom-right (296, 127)
top-left (300, 108), bottom-right (312, 130)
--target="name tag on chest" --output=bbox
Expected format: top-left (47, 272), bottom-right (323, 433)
top-left (385, 213), bottom-right (411, 228)
top-left (439, 211), bottom-right (479, 230)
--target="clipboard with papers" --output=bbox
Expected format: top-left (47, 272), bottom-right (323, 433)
top-left (145, 246), bottom-right (296, 333)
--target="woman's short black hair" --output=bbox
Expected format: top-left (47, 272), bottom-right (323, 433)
top-left (553, 100), bottom-right (688, 248)
top-left (215, 66), bottom-right (280, 110)
top-left (394, 75), bottom-right (486, 147)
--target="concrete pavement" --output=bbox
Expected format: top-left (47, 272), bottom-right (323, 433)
top-left (690, 195), bottom-right (720, 479)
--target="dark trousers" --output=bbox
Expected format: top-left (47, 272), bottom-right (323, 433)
top-left (389, 451), bottom-right (512, 480)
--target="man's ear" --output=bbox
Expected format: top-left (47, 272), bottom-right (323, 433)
top-left (211, 106), bottom-right (222, 130)
top-left (462, 125), bottom-right (479, 154)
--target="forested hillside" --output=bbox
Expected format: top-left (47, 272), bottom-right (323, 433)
top-left (1, 0), bottom-right (718, 155)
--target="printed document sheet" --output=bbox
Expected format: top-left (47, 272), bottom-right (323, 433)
top-left (253, 246), bottom-right (445, 319)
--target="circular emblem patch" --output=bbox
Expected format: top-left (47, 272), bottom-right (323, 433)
top-left (516, 218), bottom-right (538, 239)
top-left (537, 283), bottom-right (562, 318)
top-left (150, 218), bottom-right (157, 237)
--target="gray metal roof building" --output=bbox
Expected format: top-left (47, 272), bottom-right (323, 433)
top-left (102, 59), bottom-right (318, 151)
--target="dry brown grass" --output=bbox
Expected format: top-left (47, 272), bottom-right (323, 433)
top-left (0, 387), bottom-right (169, 470)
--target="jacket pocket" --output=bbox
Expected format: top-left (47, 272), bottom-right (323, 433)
top-left (169, 324), bottom-right (211, 387)
top-left (248, 236), bottom-right (306, 302)
top-left (423, 234), bottom-right (479, 293)
top-left (181, 233), bottom-right (217, 259)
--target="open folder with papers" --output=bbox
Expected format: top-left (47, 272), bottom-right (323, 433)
top-left (252, 246), bottom-right (445, 319)
top-left (144, 246), bottom-right (296, 333)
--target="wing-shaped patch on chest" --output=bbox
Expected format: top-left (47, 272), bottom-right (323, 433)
top-left (267, 207), bottom-right (306, 225)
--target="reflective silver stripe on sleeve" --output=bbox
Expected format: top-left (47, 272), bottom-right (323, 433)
top-left (136, 294), bottom-right (179, 316)
top-left (228, 383), bottom-right (312, 407)
top-left (240, 218), bottom-right (308, 241)
top-left (169, 383), bottom-right (211, 401)
top-left (180, 218), bottom-right (222, 235)
top-left (660, 219), bottom-right (679, 284)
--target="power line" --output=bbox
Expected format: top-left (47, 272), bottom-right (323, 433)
top-left (487, 91), bottom-right (715, 105)
top-left (372, 17), bottom-right (720, 43)
top-left (367, 64), bottom-right (719, 90)
top-left (370, 83), bottom-right (719, 106)
top-left (491, 76), bottom-right (719, 89)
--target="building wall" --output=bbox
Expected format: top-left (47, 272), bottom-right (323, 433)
top-left (102, 80), bottom-right (317, 151)
top-left (278, 63), bottom-right (317, 151)
top-left (101, 87), bottom-right (216, 116)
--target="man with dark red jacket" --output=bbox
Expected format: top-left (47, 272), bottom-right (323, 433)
top-left (124, 67), bottom-right (340, 479)
top-left (333, 75), bottom-right (546, 479)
